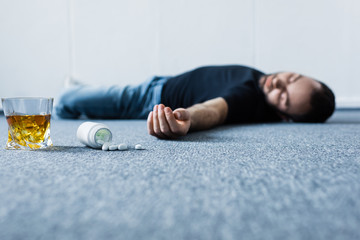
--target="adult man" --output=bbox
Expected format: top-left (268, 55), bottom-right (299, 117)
top-left (56, 65), bottom-right (335, 139)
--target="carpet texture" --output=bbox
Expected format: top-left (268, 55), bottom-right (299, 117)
top-left (0, 110), bottom-right (359, 240)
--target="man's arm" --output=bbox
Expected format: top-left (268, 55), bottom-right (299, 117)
top-left (147, 97), bottom-right (228, 139)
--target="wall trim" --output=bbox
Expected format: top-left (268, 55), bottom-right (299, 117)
top-left (336, 97), bottom-right (360, 108)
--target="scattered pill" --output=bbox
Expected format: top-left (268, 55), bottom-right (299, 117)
top-left (102, 142), bottom-right (111, 151)
top-left (135, 144), bottom-right (144, 150)
top-left (118, 143), bottom-right (128, 151)
top-left (109, 145), bottom-right (118, 151)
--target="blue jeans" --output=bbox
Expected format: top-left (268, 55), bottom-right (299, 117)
top-left (55, 76), bottom-right (169, 119)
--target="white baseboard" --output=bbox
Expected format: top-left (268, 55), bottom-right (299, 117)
top-left (1, 98), bottom-right (359, 114)
top-left (336, 97), bottom-right (360, 108)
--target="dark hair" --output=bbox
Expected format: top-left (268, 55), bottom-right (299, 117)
top-left (291, 81), bottom-right (335, 123)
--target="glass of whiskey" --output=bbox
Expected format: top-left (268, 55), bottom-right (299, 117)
top-left (1, 97), bottom-right (54, 150)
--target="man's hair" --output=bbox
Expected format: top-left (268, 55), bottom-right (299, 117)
top-left (291, 81), bottom-right (335, 123)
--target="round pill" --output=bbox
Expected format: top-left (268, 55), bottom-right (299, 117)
top-left (118, 143), bottom-right (128, 151)
top-left (102, 142), bottom-right (111, 151)
top-left (135, 144), bottom-right (144, 150)
top-left (109, 145), bottom-right (118, 151)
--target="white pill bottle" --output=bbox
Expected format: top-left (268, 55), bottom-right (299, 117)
top-left (76, 122), bottom-right (112, 149)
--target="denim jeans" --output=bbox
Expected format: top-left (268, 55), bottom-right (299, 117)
top-left (55, 76), bottom-right (169, 119)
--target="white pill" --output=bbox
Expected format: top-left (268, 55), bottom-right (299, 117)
top-left (102, 142), bottom-right (111, 151)
top-left (135, 144), bottom-right (144, 150)
top-left (109, 145), bottom-right (118, 151)
top-left (118, 143), bottom-right (128, 151)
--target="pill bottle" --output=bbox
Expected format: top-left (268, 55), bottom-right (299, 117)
top-left (76, 122), bottom-right (112, 149)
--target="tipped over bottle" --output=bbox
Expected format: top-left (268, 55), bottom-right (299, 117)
top-left (76, 122), bottom-right (112, 149)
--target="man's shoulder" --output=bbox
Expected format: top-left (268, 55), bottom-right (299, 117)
top-left (188, 65), bottom-right (264, 76)
top-left (193, 64), bottom-right (259, 71)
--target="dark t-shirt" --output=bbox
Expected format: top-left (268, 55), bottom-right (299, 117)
top-left (160, 65), bottom-right (281, 123)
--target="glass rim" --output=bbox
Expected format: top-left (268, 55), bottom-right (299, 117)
top-left (2, 97), bottom-right (54, 101)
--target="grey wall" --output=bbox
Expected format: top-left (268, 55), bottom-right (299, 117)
top-left (1, 0), bottom-right (359, 107)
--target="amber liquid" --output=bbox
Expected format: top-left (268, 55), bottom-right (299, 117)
top-left (6, 114), bottom-right (52, 149)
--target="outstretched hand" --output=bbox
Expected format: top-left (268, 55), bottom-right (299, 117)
top-left (147, 104), bottom-right (191, 139)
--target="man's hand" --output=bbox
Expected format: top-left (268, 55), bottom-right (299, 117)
top-left (147, 104), bottom-right (191, 139)
top-left (148, 98), bottom-right (228, 139)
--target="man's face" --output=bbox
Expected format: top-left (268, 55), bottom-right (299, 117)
top-left (259, 72), bottom-right (321, 119)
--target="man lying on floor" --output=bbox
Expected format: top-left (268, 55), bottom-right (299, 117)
top-left (55, 65), bottom-right (336, 139)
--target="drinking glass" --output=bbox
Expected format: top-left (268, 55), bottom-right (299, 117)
top-left (2, 97), bottom-right (54, 150)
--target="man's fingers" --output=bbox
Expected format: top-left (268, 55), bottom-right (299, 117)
top-left (158, 105), bottom-right (176, 138)
top-left (164, 107), bottom-right (184, 135)
top-left (147, 111), bottom-right (155, 136)
top-left (174, 108), bottom-right (190, 121)
top-left (148, 105), bottom-right (188, 139)
top-left (152, 105), bottom-right (167, 139)
top-left (148, 109), bottom-right (165, 138)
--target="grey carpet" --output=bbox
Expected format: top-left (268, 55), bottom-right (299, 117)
top-left (0, 110), bottom-right (359, 240)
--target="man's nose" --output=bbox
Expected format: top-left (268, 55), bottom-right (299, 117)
top-left (273, 78), bottom-right (286, 90)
